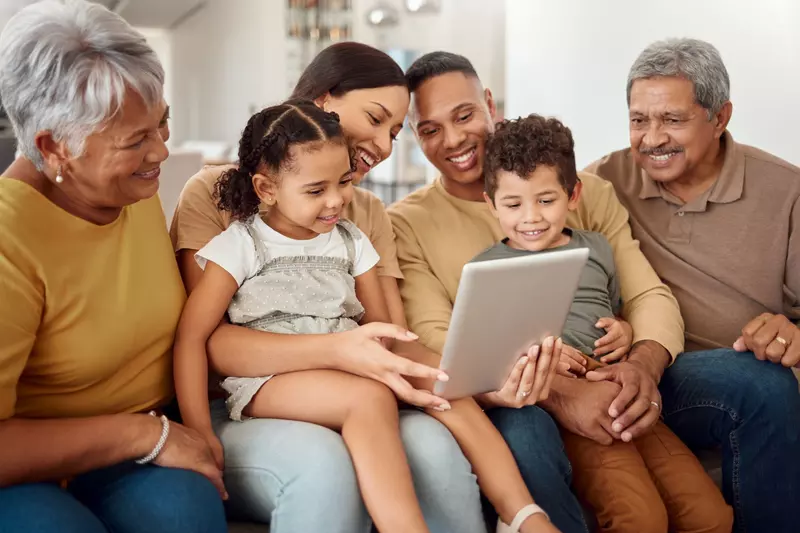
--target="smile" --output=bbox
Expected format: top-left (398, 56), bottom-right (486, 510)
top-left (446, 147), bottom-right (478, 170)
top-left (133, 167), bottom-right (160, 180)
top-left (357, 148), bottom-right (378, 170)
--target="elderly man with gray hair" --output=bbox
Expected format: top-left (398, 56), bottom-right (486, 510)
top-left (0, 1), bottom-right (226, 531)
top-left (588, 37), bottom-right (800, 533)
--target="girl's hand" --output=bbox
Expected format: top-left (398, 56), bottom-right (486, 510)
top-left (593, 317), bottom-right (633, 363)
top-left (201, 431), bottom-right (225, 471)
top-left (335, 322), bottom-right (451, 410)
top-left (558, 344), bottom-right (588, 377)
top-left (148, 418), bottom-right (228, 500)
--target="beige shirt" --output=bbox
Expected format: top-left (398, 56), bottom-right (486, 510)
top-left (587, 132), bottom-right (800, 352)
top-left (169, 165), bottom-right (403, 279)
top-left (388, 172), bottom-right (685, 359)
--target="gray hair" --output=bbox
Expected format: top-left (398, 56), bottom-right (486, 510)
top-left (627, 38), bottom-right (730, 120)
top-left (0, 0), bottom-right (164, 169)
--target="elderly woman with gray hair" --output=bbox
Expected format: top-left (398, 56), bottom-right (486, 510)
top-left (0, 1), bottom-right (226, 531)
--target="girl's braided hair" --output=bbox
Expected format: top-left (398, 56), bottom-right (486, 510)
top-left (214, 99), bottom-right (347, 221)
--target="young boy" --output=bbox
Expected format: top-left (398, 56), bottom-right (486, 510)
top-left (472, 115), bottom-right (733, 533)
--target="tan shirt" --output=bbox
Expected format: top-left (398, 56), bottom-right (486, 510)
top-left (587, 132), bottom-right (800, 352)
top-left (388, 172), bottom-right (685, 359)
top-left (169, 165), bottom-right (402, 279)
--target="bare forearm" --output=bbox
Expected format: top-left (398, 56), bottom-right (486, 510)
top-left (174, 339), bottom-right (212, 434)
top-left (0, 414), bottom-right (159, 486)
top-left (207, 323), bottom-right (342, 377)
top-left (627, 340), bottom-right (671, 383)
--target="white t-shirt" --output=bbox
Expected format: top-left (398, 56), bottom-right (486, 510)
top-left (196, 217), bottom-right (380, 286)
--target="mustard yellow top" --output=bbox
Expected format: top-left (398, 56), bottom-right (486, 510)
top-left (0, 178), bottom-right (185, 419)
top-left (389, 172), bottom-right (685, 359)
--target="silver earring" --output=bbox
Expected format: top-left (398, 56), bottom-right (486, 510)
top-left (55, 169), bottom-right (64, 184)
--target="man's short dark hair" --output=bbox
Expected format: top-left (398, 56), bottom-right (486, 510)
top-left (484, 114), bottom-right (579, 202)
top-left (405, 51), bottom-right (479, 92)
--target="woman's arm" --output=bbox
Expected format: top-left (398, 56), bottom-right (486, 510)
top-left (0, 414), bottom-right (159, 486)
top-left (176, 250), bottom-right (446, 407)
top-left (177, 249), bottom-right (374, 377)
top-left (174, 261), bottom-right (238, 435)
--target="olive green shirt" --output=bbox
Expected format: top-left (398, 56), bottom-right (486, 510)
top-left (471, 229), bottom-right (621, 358)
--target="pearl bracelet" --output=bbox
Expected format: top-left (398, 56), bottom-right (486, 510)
top-left (136, 411), bottom-right (170, 465)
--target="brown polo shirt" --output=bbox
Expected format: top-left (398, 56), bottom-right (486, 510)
top-left (587, 131), bottom-right (800, 352)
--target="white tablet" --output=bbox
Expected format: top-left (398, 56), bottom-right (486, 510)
top-left (433, 247), bottom-right (589, 400)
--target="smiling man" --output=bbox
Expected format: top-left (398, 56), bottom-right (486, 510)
top-left (586, 38), bottom-right (800, 533)
top-left (388, 52), bottom-right (694, 533)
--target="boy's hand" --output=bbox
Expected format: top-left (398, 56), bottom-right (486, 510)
top-left (593, 317), bottom-right (633, 363)
top-left (558, 344), bottom-right (588, 377)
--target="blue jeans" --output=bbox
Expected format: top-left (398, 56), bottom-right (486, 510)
top-left (0, 462), bottom-right (227, 533)
top-left (660, 348), bottom-right (800, 533)
top-left (211, 400), bottom-right (486, 533)
top-left (486, 405), bottom-right (589, 533)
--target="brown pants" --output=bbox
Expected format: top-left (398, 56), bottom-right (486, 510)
top-left (561, 421), bottom-right (733, 533)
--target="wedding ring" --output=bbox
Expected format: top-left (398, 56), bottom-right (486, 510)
top-left (520, 391), bottom-right (530, 398)
top-left (775, 336), bottom-right (788, 346)
top-left (650, 401), bottom-right (661, 411)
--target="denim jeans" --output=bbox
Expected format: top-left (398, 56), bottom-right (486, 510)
top-left (486, 405), bottom-right (589, 533)
top-left (211, 400), bottom-right (487, 533)
top-left (660, 348), bottom-right (800, 533)
top-left (0, 462), bottom-right (227, 533)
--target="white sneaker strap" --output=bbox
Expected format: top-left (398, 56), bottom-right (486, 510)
top-left (510, 503), bottom-right (548, 532)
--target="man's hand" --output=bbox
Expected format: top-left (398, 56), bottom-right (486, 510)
top-left (546, 377), bottom-right (621, 445)
top-left (734, 313), bottom-right (800, 368)
top-left (593, 317), bottom-right (633, 363)
top-left (584, 340), bottom-right (669, 442)
top-left (478, 337), bottom-right (562, 409)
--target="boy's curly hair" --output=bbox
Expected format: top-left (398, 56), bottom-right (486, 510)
top-left (484, 114), bottom-right (579, 202)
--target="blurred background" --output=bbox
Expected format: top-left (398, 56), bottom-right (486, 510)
top-left (1, 0), bottom-right (797, 216)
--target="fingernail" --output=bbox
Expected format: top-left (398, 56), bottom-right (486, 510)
top-left (612, 422), bottom-right (622, 432)
top-left (437, 372), bottom-right (449, 382)
top-left (544, 337), bottom-right (554, 348)
top-left (406, 331), bottom-right (419, 339)
top-left (609, 408), bottom-right (618, 417)
top-left (531, 345), bottom-right (540, 356)
top-left (433, 402), bottom-right (451, 412)
top-left (622, 432), bottom-right (632, 442)
top-left (555, 338), bottom-right (562, 349)
top-left (519, 356), bottom-right (529, 366)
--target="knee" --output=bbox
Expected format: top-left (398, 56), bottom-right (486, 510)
top-left (689, 498), bottom-right (734, 533)
top-left (741, 361), bottom-right (800, 424)
top-left (604, 499), bottom-right (668, 533)
top-left (141, 468), bottom-right (227, 533)
top-left (348, 378), bottom-right (398, 416)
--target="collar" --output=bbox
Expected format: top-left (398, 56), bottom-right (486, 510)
top-left (638, 131), bottom-right (745, 207)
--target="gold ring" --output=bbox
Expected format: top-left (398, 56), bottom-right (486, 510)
top-left (775, 336), bottom-right (788, 346)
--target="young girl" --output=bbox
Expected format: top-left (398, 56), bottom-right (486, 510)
top-left (174, 101), bottom-right (560, 533)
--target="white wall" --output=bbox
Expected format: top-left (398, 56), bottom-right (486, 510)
top-left (136, 27), bottom-right (173, 116)
top-left (353, 0), bottom-right (507, 104)
top-left (505, 0), bottom-right (800, 168)
top-left (169, 0), bottom-right (287, 146)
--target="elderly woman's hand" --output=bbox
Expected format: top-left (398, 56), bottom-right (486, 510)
top-left (141, 416), bottom-right (228, 500)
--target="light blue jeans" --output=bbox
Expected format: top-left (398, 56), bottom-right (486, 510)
top-left (211, 400), bottom-right (487, 533)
